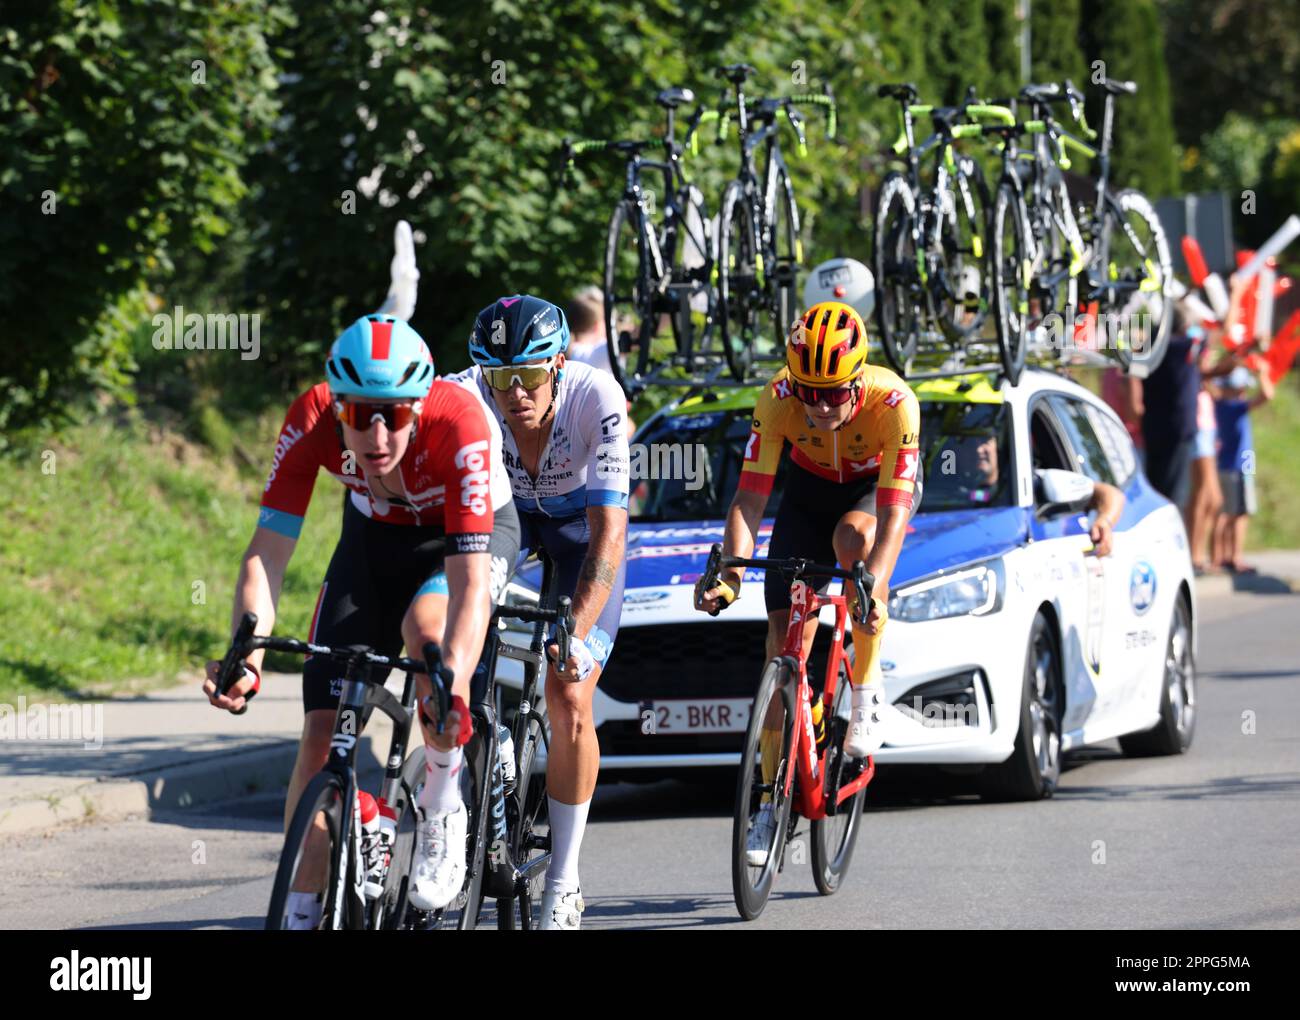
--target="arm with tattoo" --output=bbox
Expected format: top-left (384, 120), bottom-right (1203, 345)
top-left (572, 505), bottom-right (627, 640)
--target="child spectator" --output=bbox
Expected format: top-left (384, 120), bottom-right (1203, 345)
top-left (1211, 363), bottom-right (1275, 572)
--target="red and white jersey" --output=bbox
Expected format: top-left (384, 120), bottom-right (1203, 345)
top-left (259, 381), bottom-right (494, 550)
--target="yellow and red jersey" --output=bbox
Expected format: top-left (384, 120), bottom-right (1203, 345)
top-left (739, 365), bottom-right (921, 508)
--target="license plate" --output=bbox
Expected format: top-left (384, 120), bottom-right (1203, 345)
top-left (638, 699), bottom-right (750, 734)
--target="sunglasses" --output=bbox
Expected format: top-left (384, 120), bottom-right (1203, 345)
top-left (334, 400), bottom-right (419, 430)
top-left (482, 359), bottom-right (557, 391)
top-left (793, 381), bottom-right (857, 407)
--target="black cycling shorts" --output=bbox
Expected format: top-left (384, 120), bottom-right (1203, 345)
top-left (764, 461), bottom-right (923, 612)
top-left (301, 493), bottom-right (521, 713)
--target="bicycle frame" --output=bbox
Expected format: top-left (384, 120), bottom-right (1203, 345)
top-left (777, 578), bottom-right (875, 820)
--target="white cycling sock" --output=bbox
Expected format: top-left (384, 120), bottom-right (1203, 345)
top-left (546, 796), bottom-right (590, 894)
top-left (286, 890), bottom-right (321, 927)
top-left (418, 745), bottom-right (464, 815)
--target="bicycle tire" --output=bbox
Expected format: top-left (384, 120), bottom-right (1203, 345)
top-left (935, 157), bottom-right (991, 342)
top-left (768, 165), bottom-right (802, 353)
top-left (668, 184), bottom-right (717, 358)
top-left (732, 657), bottom-right (797, 921)
top-left (501, 705), bottom-right (550, 930)
top-left (872, 172), bottom-right (922, 374)
top-left (377, 749), bottom-right (422, 930)
top-left (266, 771), bottom-right (354, 930)
top-left (1101, 188), bottom-right (1173, 376)
top-left (810, 649), bottom-right (866, 895)
top-left (603, 200), bottom-right (655, 395)
top-left (990, 178), bottom-right (1029, 385)
top-left (718, 180), bottom-right (761, 383)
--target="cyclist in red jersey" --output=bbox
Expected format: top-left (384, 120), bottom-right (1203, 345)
top-left (203, 312), bottom-right (507, 924)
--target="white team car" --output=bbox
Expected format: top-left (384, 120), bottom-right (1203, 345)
top-left (502, 367), bottom-right (1197, 800)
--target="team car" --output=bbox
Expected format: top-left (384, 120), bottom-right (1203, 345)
top-left (501, 366), bottom-right (1197, 800)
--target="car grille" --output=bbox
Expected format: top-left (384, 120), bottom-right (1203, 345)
top-left (599, 621), bottom-right (838, 703)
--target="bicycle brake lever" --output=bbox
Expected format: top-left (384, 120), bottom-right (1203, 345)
top-left (421, 641), bottom-right (451, 733)
top-left (555, 596), bottom-right (573, 673)
top-left (217, 612), bottom-right (259, 712)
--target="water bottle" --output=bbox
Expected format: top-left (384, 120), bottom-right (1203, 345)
top-left (357, 791), bottom-right (383, 900)
top-left (497, 724), bottom-right (516, 794)
top-left (376, 796), bottom-right (398, 870)
top-left (810, 692), bottom-right (828, 752)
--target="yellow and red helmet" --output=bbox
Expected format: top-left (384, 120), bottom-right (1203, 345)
top-left (787, 301), bottom-right (868, 387)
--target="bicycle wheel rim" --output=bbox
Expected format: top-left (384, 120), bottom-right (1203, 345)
top-left (771, 170), bottom-right (800, 352)
top-left (604, 201), bottom-right (653, 393)
top-left (670, 186), bottom-right (716, 357)
top-left (719, 184), bottom-right (759, 383)
top-left (992, 183), bottom-right (1028, 385)
top-left (937, 163), bottom-right (990, 339)
top-left (810, 656), bottom-right (866, 894)
top-left (266, 771), bottom-right (348, 931)
top-left (1103, 190), bottom-right (1173, 375)
top-left (732, 659), bottom-right (796, 921)
top-left (872, 175), bottom-right (921, 373)
top-left (503, 709), bottom-right (550, 930)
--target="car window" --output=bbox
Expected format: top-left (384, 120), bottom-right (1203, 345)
top-left (1087, 405), bottom-right (1137, 485)
top-left (916, 400), bottom-right (1014, 510)
top-left (1048, 396), bottom-right (1117, 485)
top-left (1030, 403), bottom-right (1073, 473)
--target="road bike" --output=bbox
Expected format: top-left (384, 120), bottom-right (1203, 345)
top-left (698, 543), bottom-right (876, 921)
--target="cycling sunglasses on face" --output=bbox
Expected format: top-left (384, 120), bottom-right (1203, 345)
top-left (794, 381), bottom-right (856, 407)
top-left (335, 400), bottom-right (419, 430)
top-left (482, 359), bottom-right (557, 391)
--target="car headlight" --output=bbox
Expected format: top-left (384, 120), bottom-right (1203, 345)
top-left (888, 560), bottom-right (1004, 622)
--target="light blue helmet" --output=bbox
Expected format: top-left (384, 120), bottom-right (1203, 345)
top-left (468, 295), bottom-right (570, 366)
top-left (325, 314), bottom-right (434, 400)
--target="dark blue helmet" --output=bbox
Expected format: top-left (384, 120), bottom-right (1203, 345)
top-left (468, 294), bottom-right (570, 366)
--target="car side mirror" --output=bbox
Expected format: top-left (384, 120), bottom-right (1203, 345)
top-left (1035, 468), bottom-right (1093, 518)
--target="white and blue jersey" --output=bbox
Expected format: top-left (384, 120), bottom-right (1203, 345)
top-left (448, 360), bottom-right (631, 517)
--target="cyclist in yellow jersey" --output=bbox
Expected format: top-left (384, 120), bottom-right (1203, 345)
top-left (695, 301), bottom-right (921, 779)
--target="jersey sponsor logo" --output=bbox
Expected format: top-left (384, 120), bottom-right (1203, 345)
top-left (1130, 561), bottom-right (1156, 615)
top-left (773, 378), bottom-right (793, 400)
top-left (893, 448), bottom-right (919, 481)
top-left (264, 422), bottom-right (306, 492)
top-left (452, 532), bottom-right (491, 554)
top-left (744, 432), bottom-right (761, 462)
top-left (454, 439), bottom-right (491, 515)
top-left (883, 389), bottom-right (907, 408)
top-left (848, 459), bottom-right (873, 473)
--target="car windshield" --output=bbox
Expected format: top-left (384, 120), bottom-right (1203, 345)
top-left (630, 398), bottom-right (1012, 521)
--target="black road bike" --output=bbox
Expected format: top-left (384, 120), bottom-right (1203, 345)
top-left (711, 64), bottom-right (836, 382)
top-left (563, 88), bottom-right (717, 396)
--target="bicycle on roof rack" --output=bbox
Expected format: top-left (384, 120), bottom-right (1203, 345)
top-left (561, 87), bottom-right (719, 397)
top-left (710, 64), bottom-right (837, 385)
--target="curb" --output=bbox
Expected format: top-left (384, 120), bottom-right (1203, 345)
top-left (0, 741), bottom-right (299, 838)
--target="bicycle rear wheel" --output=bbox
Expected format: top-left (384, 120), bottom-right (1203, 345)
top-left (604, 200), bottom-right (655, 394)
top-left (769, 167), bottom-right (801, 352)
top-left (668, 184), bottom-right (716, 358)
top-left (936, 159), bottom-right (990, 342)
top-left (266, 771), bottom-right (355, 930)
top-left (501, 705), bottom-right (550, 930)
top-left (718, 180), bottom-right (761, 383)
top-left (872, 172), bottom-right (922, 374)
top-left (1100, 188), bottom-right (1173, 376)
top-left (732, 658), bottom-right (797, 921)
top-left (810, 650), bottom-right (866, 895)
top-left (990, 178), bottom-right (1029, 385)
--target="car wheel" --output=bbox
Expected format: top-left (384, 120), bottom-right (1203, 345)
top-left (980, 612), bottom-right (1063, 802)
top-left (1119, 593), bottom-right (1195, 756)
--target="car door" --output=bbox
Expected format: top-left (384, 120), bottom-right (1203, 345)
top-left (1026, 398), bottom-right (1097, 738)
top-left (1046, 394), bottom-right (1143, 735)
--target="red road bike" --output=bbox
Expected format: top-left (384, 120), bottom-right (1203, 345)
top-left (699, 543), bottom-right (877, 920)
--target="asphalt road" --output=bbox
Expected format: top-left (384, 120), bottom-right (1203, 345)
top-left (5, 587), bottom-right (1298, 930)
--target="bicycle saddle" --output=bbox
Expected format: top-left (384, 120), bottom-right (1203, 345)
top-left (877, 82), bottom-right (918, 103)
top-left (1100, 77), bottom-right (1137, 96)
top-left (656, 86), bottom-right (695, 109)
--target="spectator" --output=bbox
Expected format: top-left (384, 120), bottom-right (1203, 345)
top-left (1210, 363), bottom-right (1275, 573)
top-left (565, 286), bottom-right (613, 375)
top-left (1140, 302), bottom-right (1203, 510)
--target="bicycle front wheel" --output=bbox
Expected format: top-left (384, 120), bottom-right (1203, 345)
top-left (936, 158), bottom-right (991, 342)
top-left (718, 180), bottom-right (761, 383)
top-left (266, 771), bottom-right (355, 931)
top-left (732, 658), bottom-right (797, 921)
top-left (810, 649), bottom-right (866, 895)
top-left (990, 178), bottom-right (1029, 385)
top-left (669, 183), bottom-right (716, 357)
top-left (1100, 188), bottom-right (1173, 376)
top-left (604, 200), bottom-right (655, 394)
top-left (768, 166), bottom-right (801, 353)
top-left (502, 705), bottom-right (550, 930)
top-left (872, 172), bottom-right (922, 375)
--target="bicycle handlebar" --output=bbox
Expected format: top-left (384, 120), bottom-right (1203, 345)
top-left (493, 595), bottom-right (575, 672)
top-left (215, 612), bottom-right (455, 730)
top-left (699, 543), bottom-right (876, 625)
